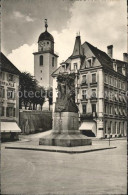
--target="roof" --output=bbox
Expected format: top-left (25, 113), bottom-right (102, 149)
top-left (71, 35), bottom-right (83, 58)
top-left (52, 40), bottom-right (128, 77)
top-left (85, 42), bottom-right (113, 68)
top-left (51, 66), bottom-right (66, 77)
top-left (83, 42), bottom-right (128, 74)
top-left (1, 52), bottom-right (21, 75)
top-left (38, 30), bottom-right (54, 43)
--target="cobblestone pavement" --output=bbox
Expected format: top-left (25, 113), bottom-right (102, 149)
top-left (1, 133), bottom-right (127, 195)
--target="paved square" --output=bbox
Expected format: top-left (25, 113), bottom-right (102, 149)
top-left (1, 134), bottom-right (127, 195)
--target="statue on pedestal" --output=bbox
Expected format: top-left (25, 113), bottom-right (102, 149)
top-left (39, 72), bottom-right (92, 147)
top-left (55, 73), bottom-right (78, 113)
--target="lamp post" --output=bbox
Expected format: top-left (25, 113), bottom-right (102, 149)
top-left (108, 127), bottom-right (111, 146)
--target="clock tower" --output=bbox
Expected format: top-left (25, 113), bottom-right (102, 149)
top-left (33, 19), bottom-right (58, 88)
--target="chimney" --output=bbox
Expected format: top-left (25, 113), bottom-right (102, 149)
top-left (123, 53), bottom-right (128, 63)
top-left (107, 45), bottom-right (113, 58)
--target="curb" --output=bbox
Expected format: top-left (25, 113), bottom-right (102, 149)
top-left (5, 146), bottom-right (117, 154)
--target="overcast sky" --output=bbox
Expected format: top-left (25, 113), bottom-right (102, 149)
top-left (1, 0), bottom-right (127, 75)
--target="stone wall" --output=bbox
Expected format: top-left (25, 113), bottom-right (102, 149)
top-left (19, 110), bottom-right (52, 134)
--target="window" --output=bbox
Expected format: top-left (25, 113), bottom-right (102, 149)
top-left (122, 66), bottom-right (126, 76)
top-left (1, 72), bottom-right (5, 80)
top-left (121, 82), bottom-right (125, 90)
top-left (82, 75), bottom-right (86, 84)
top-left (113, 62), bottom-right (117, 71)
top-left (52, 57), bottom-right (54, 67)
top-left (0, 87), bottom-right (5, 98)
top-left (119, 108), bottom-right (122, 116)
top-left (114, 78), bottom-right (117, 87)
top-left (92, 73), bottom-right (96, 83)
top-left (105, 121), bottom-right (107, 134)
top-left (8, 74), bottom-right (14, 81)
top-left (7, 89), bottom-right (15, 99)
top-left (115, 122), bottom-right (117, 134)
top-left (91, 89), bottom-right (96, 99)
top-left (122, 122), bottom-right (124, 135)
top-left (82, 90), bottom-right (87, 100)
top-left (114, 106), bottom-right (118, 115)
top-left (92, 104), bottom-right (96, 113)
top-left (6, 107), bottom-right (15, 117)
top-left (105, 74), bottom-right (108, 83)
top-left (110, 121), bottom-right (112, 133)
top-left (110, 105), bottom-right (113, 115)
top-left (1, 106), bottom-right (4, 116)
top-left (41, 78), bottom-right (42, 80)
top-left (82, 105), bottom-right (86, 114)
top-left (87, 59), bottom-right (92, 67)
top-left (74, 63), bottom-right (77, 70)
top-left (40, 70), bottom-right (42, 73)
top-left (105, 104), bottom-right (107, 114)
top-left (119, 122), bottom-right (121, 134)
top-left (110, 76), bottom-right (113, 85)
top-left (40, 55), bottom-right (43, 66)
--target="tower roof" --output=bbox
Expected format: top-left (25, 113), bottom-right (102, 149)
top-left (71, 35), bottom-right (83, 58)
top-left (38, 19), bottom-right (54, 43)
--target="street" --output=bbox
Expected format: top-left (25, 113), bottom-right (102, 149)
top-left (1, 133), bottom-right (127, 195)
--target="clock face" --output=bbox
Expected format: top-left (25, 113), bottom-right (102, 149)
top-left (39, 41), bottom-right (44, 47)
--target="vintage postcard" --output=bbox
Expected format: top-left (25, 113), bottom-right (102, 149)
top-left (1, 0), bottom-right (127, 194)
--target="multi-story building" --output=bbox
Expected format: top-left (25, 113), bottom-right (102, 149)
top-left (0, 52), bottom-right (21, 141)
top-left (33, 19), bottom-right (58, 88)
top-left (52, 35), bottom-right (127, 138)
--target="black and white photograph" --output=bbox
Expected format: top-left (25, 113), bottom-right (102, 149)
top-left (1, 0), bottom-right (127, 194)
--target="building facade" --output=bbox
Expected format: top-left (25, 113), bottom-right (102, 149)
top-left (0, 52), bottom-right (21, 141)
top-left (52, 35), bottom-right (127, 138)
top-left (33, 19), bottom-right (58, 88)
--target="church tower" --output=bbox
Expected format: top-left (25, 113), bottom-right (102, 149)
top-left (33, 19), bottom-right (58, 88)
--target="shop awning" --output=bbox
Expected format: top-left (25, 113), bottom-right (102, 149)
top-left (79, 121), bottom-right (96, 133)
top-left (1, 122), bottom-right (21, 133)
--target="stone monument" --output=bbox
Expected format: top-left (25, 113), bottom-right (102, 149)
top-left (39, 73), bottom-right (92, 147)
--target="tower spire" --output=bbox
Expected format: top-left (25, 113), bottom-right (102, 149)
top-left (45, 19), bottom-right (48, 31)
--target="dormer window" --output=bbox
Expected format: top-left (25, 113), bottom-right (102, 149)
top-left (74, 63), bottom-right (77, 70)
top-left (62, 64), bottom-right (66, 71)
top-left (86, 58), bottom-right (92, 67)
top-left (113, 62), bottom-right (117, 71)
top-left (86, 57), bottom-right (95, 68)
top-left (8, 74), bottom-right (14, 82)
top-left (122, 65), bottom-right (126, 76)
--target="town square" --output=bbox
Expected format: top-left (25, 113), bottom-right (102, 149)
top-left (1, 0), bottom-right (127, 194)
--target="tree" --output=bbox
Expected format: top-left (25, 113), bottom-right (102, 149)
top-left (33, 86), bottom-right (46, 110)
top-left (47, 87), bottom-right (53, 111)
top-left (19, 72), bottom-right (38, 109)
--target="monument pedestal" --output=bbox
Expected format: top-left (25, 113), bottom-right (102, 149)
top-left (39, 112), bottom-right (92, 147)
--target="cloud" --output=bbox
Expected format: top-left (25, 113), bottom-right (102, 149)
top-left (7, 44), bottom-right (37, 75)
top-left (53, 0), bottom-right (127, 62)
top-left (13, 11), bottom-right (35, 22)
top-left (7, 0), bottom-right (127, 76)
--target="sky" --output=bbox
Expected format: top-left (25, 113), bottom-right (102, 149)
top-left (1, 0), bottom-right (127, 75)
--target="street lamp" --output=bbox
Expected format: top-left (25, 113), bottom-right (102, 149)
top-left (108, 127), bottom-right (111, 146)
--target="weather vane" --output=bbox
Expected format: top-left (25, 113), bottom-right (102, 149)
top-left (45, 19), bottom-right (48, 31)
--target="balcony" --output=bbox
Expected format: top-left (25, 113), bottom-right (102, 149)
top-left (81, 98), bottom-right (88, 102)
top-left (80, 112), bottom-right (97, 120)
top-left (90, 82), bottom-right (97, 87)
top-left (81, 81), bottom-right (88, 87)
top-left (80, 113), bottom-right (93, 120)
top-left (90, 97), bottom-right (97, 102)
